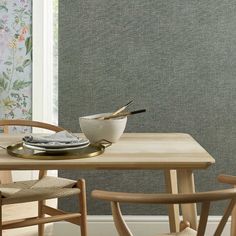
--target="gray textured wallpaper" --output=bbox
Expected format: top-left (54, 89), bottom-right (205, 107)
top-left (59, 0), bottom-right (236, 215)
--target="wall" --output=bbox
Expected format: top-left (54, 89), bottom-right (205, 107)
top-left (59, 0), bottom-right (236, 215)
top-left (0, 0), bottom-right (32, 128)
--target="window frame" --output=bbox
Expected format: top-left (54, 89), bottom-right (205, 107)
top-left (32, 0), bottom-right (55, 125)
top-left (31, 0), bottom-right (57, 178)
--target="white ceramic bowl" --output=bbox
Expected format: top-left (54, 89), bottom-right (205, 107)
top-left (79, 113), bottom-right (127, 143)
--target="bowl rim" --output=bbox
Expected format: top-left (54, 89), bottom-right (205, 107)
top-left (79, 113), bottom-right (127, 121)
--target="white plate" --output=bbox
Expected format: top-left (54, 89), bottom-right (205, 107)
top-left (23, 142), bottom-right (90, 152)
top-left (23, 139), bottom-right (89, 148)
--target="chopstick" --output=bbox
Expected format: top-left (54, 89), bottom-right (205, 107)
top-left (112, 100), bottom-right (133, 116)
top-left (103, 109), bottom-right (146, 120)
top-left (96, 100), bottom-right (133, 120)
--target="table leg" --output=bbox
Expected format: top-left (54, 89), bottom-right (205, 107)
top-left (0, 171), bottom-right (12, 184)
top-left (164, 170), bottom-right (180, 232)
top-left (177, 169), bottom-right (197, 230)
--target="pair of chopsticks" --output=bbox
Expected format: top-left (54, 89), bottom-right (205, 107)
top-left (103, 109), bottom-right (146, 120)
top-left (97, 100), bottom-right (146, 120)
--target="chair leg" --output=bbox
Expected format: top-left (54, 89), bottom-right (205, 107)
top-left (0, 194), bottom-right (2, 236)
top-left (77, 179), bottom-right (88, 236)
top-left (38, 200), bottom-right (45, 236)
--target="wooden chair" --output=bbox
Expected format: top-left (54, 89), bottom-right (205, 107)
top-left (218, 174), bottom-right (236, 236)
top-left (92, 187), bottom-right (236, 236)
top-left (0, 119), bottom-right (87, 236)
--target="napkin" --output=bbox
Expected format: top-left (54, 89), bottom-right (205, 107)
top-left (23, 131), bottom-right (80, 144)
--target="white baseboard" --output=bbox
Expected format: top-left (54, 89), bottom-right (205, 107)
top-left (52, 215), bottom-right (230, 236)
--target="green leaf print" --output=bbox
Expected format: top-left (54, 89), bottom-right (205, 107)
top-left (0, 5), bottom-right (8, 12)
top-left (2, 72), bottom-right (9, 80)
top-left (22, 59), bottom-right (31, 68)
top-left (16, 66), bottom-right (24, 72)
top-left (0, 78), bottom-right (8, 92)
top-left (4, 61), bottom-right (12, 66)
top-left (25, 37), bottom-right (32, 55)
top-left (12, 80), bottom-right (31, 91)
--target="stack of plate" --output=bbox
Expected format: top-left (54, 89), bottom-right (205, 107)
top-left (22, 132), bottom-right (90, 153)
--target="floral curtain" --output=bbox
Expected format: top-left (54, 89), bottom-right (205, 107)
top-left (0, 0), bottom-right (32, 126)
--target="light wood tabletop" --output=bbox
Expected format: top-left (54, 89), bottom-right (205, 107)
top-left (0, 133), bottom-right (215, 233)
top-left (0, 133), bottom-right (214, 170)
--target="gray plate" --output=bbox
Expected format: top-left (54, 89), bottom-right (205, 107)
top-left (23, 142), bottom-right (90, 152)
top-left (23, 138), bottom-right (89, 148)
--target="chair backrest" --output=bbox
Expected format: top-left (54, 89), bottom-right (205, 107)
top-left (0, 119), bottom-right (65, 182)
top-left (92, 188), bottom-right (236, 236)
top-left (218, 174), bottom-right (236, 186)
top-left (0, 119), bottom-right (64, 134)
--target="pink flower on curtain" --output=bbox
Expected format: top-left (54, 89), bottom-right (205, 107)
top-left (18, 27), bottom-right (28, 42)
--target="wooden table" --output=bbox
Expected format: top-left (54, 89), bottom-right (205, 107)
top-left (0, 133), bottom-right (215, 232)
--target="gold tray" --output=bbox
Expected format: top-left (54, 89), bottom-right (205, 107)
top-left (6, 140), bottom-right (112, 160)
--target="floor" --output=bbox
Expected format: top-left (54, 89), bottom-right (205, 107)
top-left (3, 226), bottom-right (53, 236)
top-left (2, 202), bottom-right (54, 236)
top-left (2, 202), bottom-right (230, 236)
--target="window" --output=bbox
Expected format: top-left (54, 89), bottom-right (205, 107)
top-left (30, 0), bottom-right (58, 179)
top-left (32, 0), bottom-right (58, 125)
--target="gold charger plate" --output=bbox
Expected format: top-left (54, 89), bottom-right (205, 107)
top-left (6, 140), bottom-right (112, 160)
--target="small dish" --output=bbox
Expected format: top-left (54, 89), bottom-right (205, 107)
top-left (23, 138), bottom-right (89, 148)
top-left (23, 142), bottom-right (90, 153)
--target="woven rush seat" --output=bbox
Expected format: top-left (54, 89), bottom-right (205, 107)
top-left (0, 176), bottom-right (79, 205)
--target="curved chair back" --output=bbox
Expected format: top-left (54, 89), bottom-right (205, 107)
top-left (218, 174), bottom-right (236, 236)
top-left (0, 119), bottom-right (64, 134)
top-left (0, 119), bottom-right (65, 182)
top-left (92, 187), bottom-right (236, 236)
